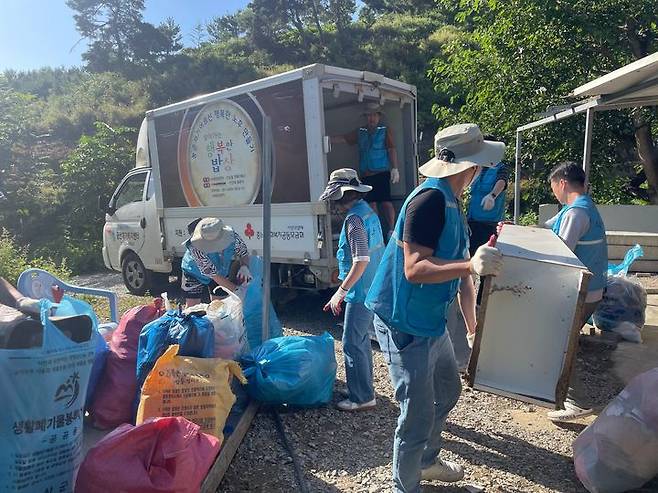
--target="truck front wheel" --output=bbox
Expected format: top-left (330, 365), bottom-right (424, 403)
top-left (122, 252), bottom-right (149, 296)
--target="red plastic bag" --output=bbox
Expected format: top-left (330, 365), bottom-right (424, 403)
top-left (75, 417), bottom-right (220, 493)
top-left (90, 302), bottom-right (162, 429)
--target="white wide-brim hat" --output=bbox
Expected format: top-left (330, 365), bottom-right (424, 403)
top-left (319, 168), bottom-right (372, 201)
top-left (419, 123), bottom-right (505, 178)
top-left (185, 217), bottom-right (234, 253)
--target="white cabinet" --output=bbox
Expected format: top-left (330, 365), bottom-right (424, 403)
top-left (467, 225), bottom-right (591, 408)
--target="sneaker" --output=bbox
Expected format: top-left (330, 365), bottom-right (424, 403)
top-left (421, 458), bottom-right (464, 482)
top-left (336, 398), bottom-right (376, 411)
top-left (547, 402), bottom-right (594, 423)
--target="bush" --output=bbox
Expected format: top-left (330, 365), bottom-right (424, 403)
top-left (0, 230), bottom-right (71, 285)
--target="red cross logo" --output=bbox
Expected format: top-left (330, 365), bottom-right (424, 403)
top-left (245, 223), bottom-right (255, 239)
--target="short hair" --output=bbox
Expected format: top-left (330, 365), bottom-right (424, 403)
top-left (549, 161), bottom-right (585, 186)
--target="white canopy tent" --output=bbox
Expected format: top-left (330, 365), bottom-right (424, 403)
top-left (514, 52), bottom-right (658, 222)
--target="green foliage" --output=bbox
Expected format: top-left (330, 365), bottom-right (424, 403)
top-left (59, 122), bottom-right (136, 271)
top-left (430, 0), bottom-right (658, 213)
top-left (41, 72), bottom-right (148, 141)
top-left (0, 230), bottom-right (70, 285)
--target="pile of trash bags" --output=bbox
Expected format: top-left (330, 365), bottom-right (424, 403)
top-left (1, 258), bottom-right (341, 492)
top-left (593, 245), bottom-right (647, 343)
top-left (573, 368), bottom-right (658, 493)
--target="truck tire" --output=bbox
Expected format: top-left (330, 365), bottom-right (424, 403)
top-left (121, 252), bottom-right (149, 296)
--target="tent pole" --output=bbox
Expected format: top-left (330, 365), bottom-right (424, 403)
top-left (582, 108), bottom-right (595, 190)
top-left (514, 131), bottom-right (522, 223)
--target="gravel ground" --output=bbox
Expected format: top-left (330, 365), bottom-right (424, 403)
top-left (219, 292), bottom-right (658, 493)
top-left (72, 271), bottom-right (658, 492)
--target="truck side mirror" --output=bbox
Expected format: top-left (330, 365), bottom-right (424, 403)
top-left (99, 195), bottom-right (115, 216)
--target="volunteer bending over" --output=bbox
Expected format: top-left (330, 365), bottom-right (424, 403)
top-left (545, 162), bottom-right (608, 423)
top-left (181, 217), bottom-right (252, 307)
top-left (366, 124), bottom-right (504, 492)
top-left (320, 168), bottom-right (384, 412)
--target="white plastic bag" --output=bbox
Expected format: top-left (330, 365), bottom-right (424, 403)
top-left (573, 368), bottom-right (658, 493)
top-left (593, 275), bottom-right (646, 343)
top-left (184, 289), bottom-right (247, 360)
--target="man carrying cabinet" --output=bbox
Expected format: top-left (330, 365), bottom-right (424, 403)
top-left (366, 124), bottom-right (505, 492)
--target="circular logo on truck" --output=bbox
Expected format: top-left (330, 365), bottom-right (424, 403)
top-left (178, 100), bottom-right (261, 207)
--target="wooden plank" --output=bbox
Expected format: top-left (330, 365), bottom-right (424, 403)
top-left (200, 401), bottom-right (260, 493)
top-left (466, 275), bottom-right (492, 386)
top-left (554, 270), bottom-right (591, 408)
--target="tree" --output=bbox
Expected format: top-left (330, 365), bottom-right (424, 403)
top-left (431, 0), bottom-right (658, 208)
top-left (67, 0), bottom-right (182, 77)
top-left (59, 122), bottom-right (136, 271)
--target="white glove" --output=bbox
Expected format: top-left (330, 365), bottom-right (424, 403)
top-left (390, 168), bottom-right (400, 184)
top-left (237, 265), bottom-right (253, 284)
top-left (470, 245), bottom-right (503, 277)
top-left (323, 286), bottom-right (348, 316)
top-left (481, 193), bottom-right (496, 211)
top-left (467, 331), bottom-right (476, 349)
top-left (16, 296), bottom-right (41, 316)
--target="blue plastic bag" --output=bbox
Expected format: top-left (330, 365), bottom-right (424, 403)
top-left (608, 244), bottom-right (644, 276)
top-left (0, 299), bottom-right (96, 493)
top-left (55, 296), bottom-right (109, 407)
top-left (242, 256), bottom-right (283, 348)
top-left (242, 332), bottom-right (337, 407)
top-left (135, 310), bottom-right (214, 398)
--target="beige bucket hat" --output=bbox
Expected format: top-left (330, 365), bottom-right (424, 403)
top-left (187, 217), bottom-right (234, 253)
top-left (319, 168), bottom-right (372, 201)
top-left (419, 123), bottom-right (505, 178)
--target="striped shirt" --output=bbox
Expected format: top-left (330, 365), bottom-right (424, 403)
top-left (346, 215), bottom-right (370, 262)
top-left (189, 231), bottom-right (248, 277)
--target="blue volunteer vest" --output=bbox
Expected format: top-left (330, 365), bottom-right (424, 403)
top-left (358, 126), bottom-right (390, 173)
top-left (365, 178), bottom-right (469, 337)
top-left (551, 194), bottom-right (608, 291)
top-left (181, 238), bottom-right (236, 285)
top-left (337, 200), bottom-right (385, 304)
top-left (468, 162), bottom-right (506, 222)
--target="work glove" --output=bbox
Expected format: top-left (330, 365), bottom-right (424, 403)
top-left (467, 331), bottom-right (476, 349)
top-left (323, 286), bottom-right (348, 316)
top-left (236, 265), bottom-right (253, 284)
top-left (470, 244), bottom-right (503, 277)
top-left (481, 193), bottom-right (496, 211)
top-left (16, 297), bottom-right (41, 317)
top-left (390, 168), bottom-right (400, 184)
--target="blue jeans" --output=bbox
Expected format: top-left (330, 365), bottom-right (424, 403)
top-left (343, 301), bottom-right (375, 404)
top-left (374, 315), bottom-right (462, 493)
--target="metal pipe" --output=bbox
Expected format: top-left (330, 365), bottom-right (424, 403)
top-left (262, 117), bottom-right (272, 342)
top-left (514, 131), bottom-right (522, 223)
top-left (582, 108), bottom-right (595, 189)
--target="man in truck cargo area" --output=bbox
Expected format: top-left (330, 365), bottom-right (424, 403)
top-left (544, 161), bottom-right (609, 423)
top-left (366, 123), bottom-right (505, 492)
top-left (331, 102), bottom-right (400, 236)
top-left (181, 217), bottom-right (253, 307)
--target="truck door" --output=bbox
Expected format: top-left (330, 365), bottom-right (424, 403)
top-left (105, 170), bottom-right (148, 265)
top-left (140, 170), bottom-right (167, 272)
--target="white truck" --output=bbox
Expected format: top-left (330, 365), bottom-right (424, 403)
top-left (102, 64), bottom-right (418, 295)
